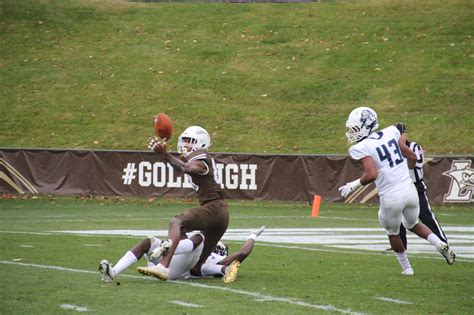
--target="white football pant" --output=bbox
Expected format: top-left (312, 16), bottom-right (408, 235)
top-left (146, 235), bottom-right (204, 280)
top-left (378, 183), bottom-right (420, 235)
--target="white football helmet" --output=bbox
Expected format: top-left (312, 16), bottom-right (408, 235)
top-left (345, 107), bottom-right (379, 143)
top-left (177, 126), bottom-right (211, 157)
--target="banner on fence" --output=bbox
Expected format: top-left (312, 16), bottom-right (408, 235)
top-left (0, 149), bottom-right (472, 204)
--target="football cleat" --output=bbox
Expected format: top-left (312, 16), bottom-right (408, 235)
top-left (223, 260), bottom-right (240, 283)
top-left (150, 239), bottom-right (172, 260)
top-left (402, 268), bottom-right (414, 276)
top-left (99, 259), bottom-right (116, 283)
top-left (137, 263), bottom-right (169, 281)
top-left (436, 242), bottom-right (456, 265)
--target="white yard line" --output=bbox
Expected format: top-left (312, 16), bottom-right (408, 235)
top-left (170, 300), bottom-right (203, 308)
top-left (59, 304), bottom-right (89, 312)
top-left (0, 230), bottom-right (53, 235)
top-left (176, 281), bottom-right (365, 314)
top-left (255, 243), bottom-right (474, 263)
top-left (0, 260), bottom-right (364, 315)
top-left (1, 228), bottom-right (473, 262)
top-left (373, 296), bottom-right (413, 305)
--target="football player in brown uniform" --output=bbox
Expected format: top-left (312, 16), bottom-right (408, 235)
top-left (137, 126), bottom-right (231, 281)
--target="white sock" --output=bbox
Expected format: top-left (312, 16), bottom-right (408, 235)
top-left (174, 239), bottom-right (193, 255)
top-left (247, 234), bottom-right (257, 241)
top-left (395, 251), bottom-right (412, 271)
top-left (201, 263), bottom-right (224, 277)
top-left (427, 233), bottom-right (442, 247)
top-left (113, 251), bottom-right (137, 275)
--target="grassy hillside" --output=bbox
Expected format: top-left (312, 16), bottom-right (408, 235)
top-left (1, 0), bottom-right (472, 154)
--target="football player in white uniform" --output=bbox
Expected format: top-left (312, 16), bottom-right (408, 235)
top-left (99, 226), bottom-right (265, 283)
top-left (99, 232), bottom-right (207, 282)
top-left (339, 107), bottom-right (455, 275)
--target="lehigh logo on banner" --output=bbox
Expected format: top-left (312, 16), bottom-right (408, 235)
top-left (0, 158), bottom-right (38, 194)
top-left (443, 160), bottom-right (474, 203)
top-left (121, 161), bottom-right (258, 191)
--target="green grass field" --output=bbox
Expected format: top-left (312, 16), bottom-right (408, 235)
top-left (1, 0), bottom-right (473, 154)
top-left (1, 0), bottom-right (473, 313)
top-left (1, 197), bottom-right (472, 314)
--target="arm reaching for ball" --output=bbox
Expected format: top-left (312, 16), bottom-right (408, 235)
top-left (148, 136), bottom-right (207, 175)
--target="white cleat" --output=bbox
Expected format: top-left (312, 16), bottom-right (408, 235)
top-left (99, 259), bottom-right (116, 283)
top-left (150, 239), bottom-right (173, 260)
top-left (223, 260), bottom-right (240, 283)
top-left (436, 242), bottom-right (456, 265)
top-left (402, 268), bottom-right (414, 276)
top-left (137, 263), bottom-right (169, 281)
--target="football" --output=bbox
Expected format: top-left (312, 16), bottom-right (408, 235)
top-left (154, 113), bottom-right (173, 140)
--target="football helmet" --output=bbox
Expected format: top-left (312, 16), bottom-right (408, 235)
top-left (345, 106), bottom-right (379, 143)
top-left (213, 241), bottom-right (228, 257)
top-left (177, 126), bottom-right (211, 157)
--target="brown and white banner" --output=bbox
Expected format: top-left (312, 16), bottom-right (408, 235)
top-left (0, 148), bottom-right (472, 205)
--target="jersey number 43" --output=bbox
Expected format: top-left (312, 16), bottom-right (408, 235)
top-left (376, 138), bottom-right (404, 168)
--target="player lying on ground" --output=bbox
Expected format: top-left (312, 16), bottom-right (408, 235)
top-left (99, 226), bottom-right (265, 283)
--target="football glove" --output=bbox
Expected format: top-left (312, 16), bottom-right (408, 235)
top-left (148, 136), bottom-right (167, 153)
top-left (394, 122), bottom-right (407, 134)
top-left (150, 239), bottom-right (172, 260)
top-left (338, 179), bottom-right (362, 198)
top-left (148, 136), bottom-right (159, 151)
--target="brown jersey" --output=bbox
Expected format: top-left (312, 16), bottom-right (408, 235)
top-left (184, 149), bottom-right (223, 204)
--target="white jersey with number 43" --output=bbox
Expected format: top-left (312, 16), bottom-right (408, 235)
top-left (349, 125), bottom-right (412, 196)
